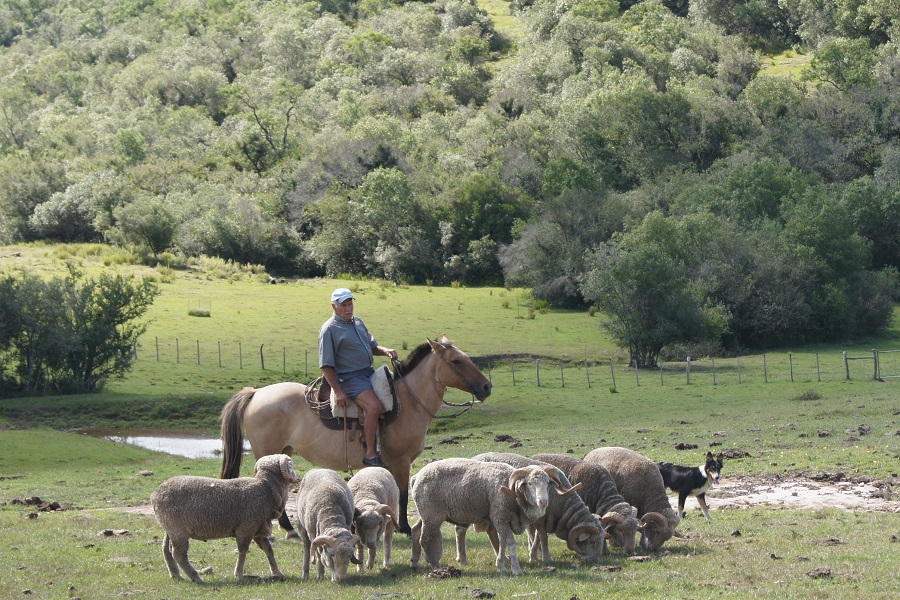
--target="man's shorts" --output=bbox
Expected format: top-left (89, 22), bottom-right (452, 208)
top-left (339, 367), bottom-right (375, 399)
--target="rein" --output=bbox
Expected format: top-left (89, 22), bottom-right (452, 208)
top-left (392, 351), bottom-right (483, 420)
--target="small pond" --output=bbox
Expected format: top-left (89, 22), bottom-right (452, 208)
top-left (79, 428), bottom-right (249, 459)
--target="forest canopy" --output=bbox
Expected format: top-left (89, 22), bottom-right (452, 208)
top-left (1, 0), bottom-right (898, 359)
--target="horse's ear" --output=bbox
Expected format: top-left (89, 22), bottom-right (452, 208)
top-left (427, 338), bottom-right (441, 352)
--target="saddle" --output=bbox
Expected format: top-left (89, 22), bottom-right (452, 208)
top-left (304, 366), bottom-right (400, 432)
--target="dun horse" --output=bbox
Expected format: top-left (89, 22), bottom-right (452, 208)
top-left (219, 336), bottom-right (492, 535)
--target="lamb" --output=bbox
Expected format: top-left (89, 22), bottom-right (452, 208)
top-left (583, 447), bottom-right (681, 552)
top-left (294, 468), bottom-right (362, 582)
top-left (150, 453), bottom-right (299, 584)
top-left (409, 457), bottom-right (562, 576)
top-left (532, 452), bottom-right (640, 555)
top-left (347, 466), bottom-right (401, 571)
top-left (469, 452), bottom-right (604, 564)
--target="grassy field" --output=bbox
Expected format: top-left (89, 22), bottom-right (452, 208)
top-left (1, 243), bottom-right (899, 599)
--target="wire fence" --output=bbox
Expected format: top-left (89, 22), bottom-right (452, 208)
top-left (135, 337), bottom-right (895, 388)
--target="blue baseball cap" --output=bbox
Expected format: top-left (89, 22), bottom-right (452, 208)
top-left (331, 288), bottom-right (354, 303)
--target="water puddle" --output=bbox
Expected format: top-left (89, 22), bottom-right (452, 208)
top-left (78, 428), bottom-right (248, 459)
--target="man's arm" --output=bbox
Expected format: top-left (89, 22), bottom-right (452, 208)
top-left (320, 365), bottom-right (349, 407)
top-left (374, 345), bottom-right (398, 361)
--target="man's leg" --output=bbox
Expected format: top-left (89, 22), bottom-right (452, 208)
top-left (354, 389), bottom-right (384, 459)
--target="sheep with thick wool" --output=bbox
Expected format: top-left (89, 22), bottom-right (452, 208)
top-left (583, 447), bottom-right (681, 551)
top-left (469, 452), bottom-right (603, 564)
top-left (532, 452), bottom-right (640, 554)
top-left (347, 466), bottom-right (401, 571)
top-left (294, 468), bottom-right (362, 582)
top-left (410, 458), bottom-right (560, 576)
top-left (150, 453), bottom-right (298, 583)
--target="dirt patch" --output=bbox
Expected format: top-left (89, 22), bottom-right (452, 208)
top-left (700, 475), bottom-right (900, 514)
top-left (113, 475), bottom-right (899, 517)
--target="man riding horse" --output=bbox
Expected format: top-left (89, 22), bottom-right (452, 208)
top-left (318, 287), bottom-right (398, 469)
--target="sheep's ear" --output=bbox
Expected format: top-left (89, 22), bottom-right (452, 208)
top-left (500, 486), bottom-right (517, 498)
top-left (354, 507), bottom-right (362, 520)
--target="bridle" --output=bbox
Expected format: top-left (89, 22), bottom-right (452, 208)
top-left (391, 346), bottom-right (485, 420)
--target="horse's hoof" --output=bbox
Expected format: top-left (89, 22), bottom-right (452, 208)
top-left (285, 530), bottom-right (301, 540)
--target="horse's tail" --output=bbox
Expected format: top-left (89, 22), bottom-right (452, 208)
top-left (219, 387), bottom-right (256, 479)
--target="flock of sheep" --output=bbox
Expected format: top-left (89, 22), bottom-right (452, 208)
top-left (150, 446), bottom-right (689, 584)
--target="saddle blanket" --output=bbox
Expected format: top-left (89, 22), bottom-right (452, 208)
top-left (330, 365), bottom-right (394, 419)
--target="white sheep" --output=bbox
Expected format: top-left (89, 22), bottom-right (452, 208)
top-left (409, 457), bottom-right (559, 576)
top-left (294, 468), bottom-right (362, 582)
top-left (347, 466), bottom-right (401, 571)
top-left (532, 452), bottom-right (641, 554)
top-left (469, 452), bottom-right (602, 564)
top-left (583, 447), bottom-right (681, 551)
top-left (150, 453), bottom-right (299, 583)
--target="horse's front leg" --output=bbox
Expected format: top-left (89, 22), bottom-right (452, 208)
top-left (391, 461), bottom-right (413, 536)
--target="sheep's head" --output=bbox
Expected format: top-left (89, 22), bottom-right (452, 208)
top-left (254, 454), bottom-right (300, 483)
top-left (501, 466), bottom-right (551, 522)
top-left (352, 504), bottom-right (398, 550)
top-left (566, 517), bottom-right (606, 562)
top-left (312, 534), bottom-right (362, 582)
top-left (637, 512), bottom-right (674, 551)
top-left (601, 510), bottom-right (639, 555)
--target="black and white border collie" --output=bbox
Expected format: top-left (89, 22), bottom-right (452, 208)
top-left (656, 452), bottom-right (724, 521)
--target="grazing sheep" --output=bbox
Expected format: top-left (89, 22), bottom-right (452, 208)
top-left (150, 454), bottom-right (299, 584)
top-left (583, 447), bottom-right (681, 552)
top-left (294, 468), bottom-right (362, 582)
top-left (410, 457), bottom-right (560, 576)
top-left (347, 466), bottom-right (401, 571)
top-left (532, 452), bottom-right (640, 555)
top-left (470, 452), bottom-right (603, 564)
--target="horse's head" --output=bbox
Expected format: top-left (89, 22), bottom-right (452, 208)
top-left (427, 336), bottom-right (492, 401)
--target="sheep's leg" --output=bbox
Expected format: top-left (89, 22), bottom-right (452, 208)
top-left (234, 536), bottom-right (251, 580)
top-left (254, 535), bottom-right (284, 581)
top-left (383, 521), bottom-right (394, 567)
top-left (536, 527), bottom-right (551, 563)
top-left (485, 525), bottom-right (501, 554)
top-left (454, 525), bottom-right (469, 565)
top-left (365, 542), bottom-right (376, 571)
top-left (495, 526), bottom-right (522, 575)
top-left (161, 534), bottom-right (182, 580)
top-left (316, 549), bottom-right (326, 580)
top-left (697, 494), bottom-right (712, 521)
top-left (420, 522), bottom-right (443, 569)
top-left (300, 530), bottom-right (312, 580)
top-left (169, 535), bottom-right (203, 583)
top-left (410, 520), bottom-right (423, 570)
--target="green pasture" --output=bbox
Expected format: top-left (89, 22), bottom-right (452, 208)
top-left (1, 243), bottom-right (899, 598)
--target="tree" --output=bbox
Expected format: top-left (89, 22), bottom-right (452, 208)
top-left (580, 212), bottom-right (729, 367)
top-left (111, 194), bottom-right (180, 256)
top-left (802, 37), bottom-right (878, 91)
top-left (0, 269), bottom-right (159, 394)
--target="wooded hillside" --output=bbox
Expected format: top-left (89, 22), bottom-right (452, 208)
top-left (1, 0), bottom-right (898, 356)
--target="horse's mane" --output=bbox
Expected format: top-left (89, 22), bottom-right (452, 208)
top-left (396, 339), bottom-right (451, 378)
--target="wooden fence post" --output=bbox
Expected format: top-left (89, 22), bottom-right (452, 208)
top-left (789, 352), bottom-right (793, 382)
top-left (536, 359), bottom-right (541, 387)
top-left (260, 344), bottom-right (265, 370)
top-left (609, 359), bottom-right (616, 388)
top-left (560, 362), bottom-right (565, 387)
top-left (763, 354), bottom-right (768, 383)
top-left (686, 356), bottom-right (691, 384)
top-left (196, 340), bottom-right (200, 365)
top-left (585, 360), bottom-right (591, 388)
top-left (176, 338), bottom-right (180, 364)
top-left (843, 351), bottom-right (849, 379)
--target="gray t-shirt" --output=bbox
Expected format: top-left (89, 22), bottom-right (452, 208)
top-left (318, 314), bottom-right (378, 376)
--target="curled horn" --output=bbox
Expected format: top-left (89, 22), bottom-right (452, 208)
top-left (501, 466), bottom-right (534, 498)
top-left (566, 523), bottom-right (599, 551)
top-left (638, 512), bottom-right (669, 530)
top-left (376, 504), bottom-right (401, 529)
top-left (311, 535), bottom-right (338, 551)
top-left (349, 534), bottom-right (362, 564)
top-left (280, 456), bottom-right (299, 483)
top-left (541, 466), bottom-right (582, 496)
top-left (601, 512), bottom-right (625, 526)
